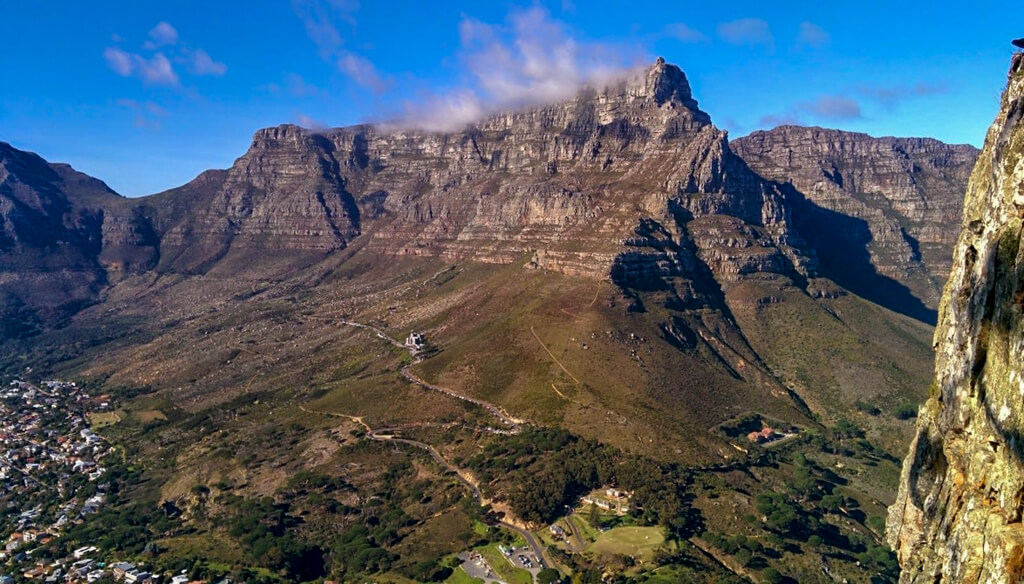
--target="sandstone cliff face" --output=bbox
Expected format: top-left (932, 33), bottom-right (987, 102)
top-left (149, 59), bottom-right (798, 288)
top-left (0, 58), bottom-right (975, 342)
top-left (733, 127), bottom-right (978, 322)
top-left (887, 53), bottom-right (1024, 583)
top-left (0, 142), bottom-right (146, 335)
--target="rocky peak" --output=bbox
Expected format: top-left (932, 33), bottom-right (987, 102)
top-left (640, 56), bottom-right (697, 106)
top-left (887, 52), bottom-right (1024, 583)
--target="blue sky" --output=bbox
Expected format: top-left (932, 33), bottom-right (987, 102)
top-left (1, 1), bottom-right (1021, 197)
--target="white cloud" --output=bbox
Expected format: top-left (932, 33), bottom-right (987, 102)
top-left (296, 113), bottom-right (328, 130)
top-left (717, 18), bottom-right (774, 52)
top-left (137, 53), bottom-right (179, 85)
top-left (151, 22), bottom-right (178, 45)
top-left (390, 7), bottom-right (643, 131)
top-left (338, 53), bottom-right (389, 93)
top-left (189, 49), bottom-right (227, 76)
top-left (103, 47), bottom-right (179, 86)
top-left (393, 90), bottom-right (488, 133)
top-left (103, 23), bottom-right (225, 87)
top-left (103, 47), bottom-right (134, 76)
top-left (796, 22), bottom-right (830, 49)
top-left (144, 22), bottom-right (178, 49)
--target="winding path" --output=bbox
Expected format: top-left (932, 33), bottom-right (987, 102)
top-left (300, 406), bottom-right (547, 572)
top-left (312, 320), bottom-right (546, 573)
top-left (339, 319), bottom-right (523, 431)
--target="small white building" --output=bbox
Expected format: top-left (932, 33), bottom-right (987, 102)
top-left (405, 332), bottom-right (425, 351)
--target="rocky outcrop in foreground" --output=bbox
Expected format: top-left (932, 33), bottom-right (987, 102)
top-left (887, 52), bottom-right (1024, 583)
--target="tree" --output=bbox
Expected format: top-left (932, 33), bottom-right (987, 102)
top-left (588, 504), bottom-right (602, 530)
top-left (762, 568), bottom-right (784, 584)
top-left (734, 548), bottom-right (752, 567)
top-left (538, 568), bottom-right (563, 584)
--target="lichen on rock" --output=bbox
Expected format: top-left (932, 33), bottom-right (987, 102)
top-left (887, 52), bottom-right (1024, 584)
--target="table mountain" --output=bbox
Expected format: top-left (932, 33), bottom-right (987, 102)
top-left (887, 52), bottom-right (1024, 583)
top-left (0, 59), bottom-right (968, 452)
top-left (733, 127), bottom-right (978, 323)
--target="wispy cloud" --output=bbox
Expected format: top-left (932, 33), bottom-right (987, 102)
top-left (296, 113), bottom-right (328, 130)
top-left (103, 22), bottom-right (226, 87)
top-left (758, 95), bottom-right (862, 128)
top-left (115, 98), bottom-right (168, 128)
top-left (291, 5), bottom-right (642, 131)
top-left (757, 113), bottom-right (802, 128)
top-left (857, 82), bottom-right (947, 110)
top-left (292, 0), bottom-right (386, 91)
top-left (143, 22), bottom-right (178, 49)
top-left (796, 22), bottom-right (830, 49)
top-left (338, 54), bottom-right (390, 93)
top-left (798, 96), bottom-right (862, 120)
top-left (663, 22), bottom-right (710, 44)
top-left (292, 0), bottom-right (346, 56)
top-left (396, 7), bottom-right (642, 131)
top-left (104, 47), bottom-right (179, 86)
top-left (717, 18), bottom-right (774, 52)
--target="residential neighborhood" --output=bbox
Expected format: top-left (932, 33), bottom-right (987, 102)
top-left (0, 379), bottom-right (203, 584)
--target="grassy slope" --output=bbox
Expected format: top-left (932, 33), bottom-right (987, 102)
top-left (0, 248), bottom-right (936, 581)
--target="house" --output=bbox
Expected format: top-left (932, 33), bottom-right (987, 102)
top-left (0, 575), bottom-right (13, 584)
top-left (746, 427), bottom-right (780, 444)
top-left (405, 332), bottom-right (425, 351)
top-left (549, 524), bottom-right (566, 539)
top-left (111, 562), bottom-right (136, 579)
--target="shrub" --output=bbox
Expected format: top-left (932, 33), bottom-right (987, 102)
top-left (894, 403), bottom-right (919, 420)
top-left (762, 568), bottom-right (784, 584)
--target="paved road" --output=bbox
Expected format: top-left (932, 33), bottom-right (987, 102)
top-left (564, 513), bottom-right (586, 553)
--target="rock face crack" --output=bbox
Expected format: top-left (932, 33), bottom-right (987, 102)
top-left (888, 53), bottom-right (1024, 584)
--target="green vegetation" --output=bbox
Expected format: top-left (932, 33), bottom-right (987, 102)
top-left (478, 545), bottom-right (532, 584)
top-left (894, 402), bottom-right (920, 419)
top-left (589, 526), bottom-right (664, 563)
top-left (445, 566), bottom-right (484, 584)
top-left (465, 428), bottom-right (700, 538)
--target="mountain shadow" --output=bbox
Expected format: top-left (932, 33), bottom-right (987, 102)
top-left (779, 182), bottom-right (938, 324)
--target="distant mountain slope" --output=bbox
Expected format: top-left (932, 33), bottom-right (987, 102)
top-left (0, 142), bottom-right (160, 335)
top-left (733, 127), bottom-right (978, 322)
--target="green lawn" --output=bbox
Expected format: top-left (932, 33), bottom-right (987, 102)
top-left (445, 566), bottom-right (485, 584)
top-left (588, 526), bottom-right (665, 562)
top-left (478, 544), bottom-right (532, 584)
